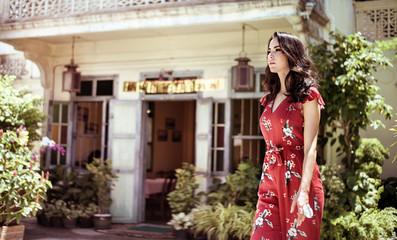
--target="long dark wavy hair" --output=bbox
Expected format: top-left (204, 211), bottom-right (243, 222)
top-left (263, 32), bottom-right (319, 104)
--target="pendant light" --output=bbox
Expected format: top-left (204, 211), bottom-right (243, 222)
top-left (231, 24), bottom-right (254, 92)
top-left (62, 36), bottom-right (81, 92)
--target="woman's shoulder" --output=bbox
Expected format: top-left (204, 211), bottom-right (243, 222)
top-left (302, 87), bottom-right (325, 109)
top-left (260, 92), bottom-right (271, 106)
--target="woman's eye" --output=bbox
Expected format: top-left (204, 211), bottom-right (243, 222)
top-left (267, 51), bottom-right (271, 55)
top-left (275, 48), bottom-right (281, 52)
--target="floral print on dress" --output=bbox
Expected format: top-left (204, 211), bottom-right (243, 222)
top-left (287, 220), bottom-right (307, 240)
top-left (251, 87), bottom-right (325, 240)
top-left (252, 209), bottom-right (273, 235)
top-left (282, 120), bottom-right (296, 140)
top-left (261, 117), bottom-right (272, 132)
top-left (285, 159), bottom-right (301, 186)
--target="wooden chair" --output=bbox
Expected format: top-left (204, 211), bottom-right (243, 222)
top-left (146, 174), bottom-right (177, 220)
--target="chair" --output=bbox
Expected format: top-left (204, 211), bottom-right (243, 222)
top-left (146, 174), bottom-right (177, 220)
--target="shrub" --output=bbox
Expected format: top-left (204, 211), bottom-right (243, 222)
top-left (167, 162), bottom-right (201, 215)
top-left (207, 160), bottom-right (260, 209)
top-left (0, 127), bottom-right (52, 226)
top-left (0, 75), bottom-right (44, 143)
top-left (192, 203), bottom-right (254, 240)
top-left (320, 138), bottom-right (397, 239)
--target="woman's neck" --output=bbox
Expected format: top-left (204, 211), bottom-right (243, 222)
top-left (278, 72), bottom-right (288, 94)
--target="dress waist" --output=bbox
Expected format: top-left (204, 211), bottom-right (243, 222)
top-left (265, 145), bottom-right (303, 155)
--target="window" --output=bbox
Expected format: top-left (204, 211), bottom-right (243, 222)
top-left (232, 99), bottom-right (266, 168)
top-left (76, 79), bottom-right (113, 97)
top-left (211, 102), bottom-right (225, 172)
top-left (49, 103), bottom-right (69, 166)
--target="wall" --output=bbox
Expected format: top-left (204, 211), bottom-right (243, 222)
top-left (325, 0), bottom-right (355, 36)
top-left (360, 51), bottom-right (397, 180)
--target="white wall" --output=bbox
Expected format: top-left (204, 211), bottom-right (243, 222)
top-left (360, 51), bottom-right (397, 180)
top-left (325, 0), bottom-right (355, 36)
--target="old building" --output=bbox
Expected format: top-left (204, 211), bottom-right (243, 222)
top-left (0, 0), bottom-right (395, 223)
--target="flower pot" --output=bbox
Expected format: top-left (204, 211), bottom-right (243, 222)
top-left (0, 225), bottom-right (25, 240)
top-left (93, 214), bottom-right (112, 229)
top-left (173, 229), bottom-right (187, 240)
top-left (50, 216), bottom-right (63, 228)
top-left (78, 217), bottom-right (94, 228)
top-left (36, 214), bottom-right (51, 227)
top-left (62, 217), bottom-right (77, 229)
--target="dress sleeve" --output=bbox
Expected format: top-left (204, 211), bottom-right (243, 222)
top-left (302, 87), bottom-right (325, 110)
top-left (260, 93), bottom-right (270, 107)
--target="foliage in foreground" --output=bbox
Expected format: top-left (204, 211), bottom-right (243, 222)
top-left (320, 138), bottom-right (397, 240)
top-left (310, 32), bottom-right (393, 168)
top-left (0, 127), bottom-right (52, 226)
top-left (193, 203), bottom-right (254, 240)
top-left (192, 160), bottom-right (260, 240)
top-left (0, 75), bottom-right (44, 143)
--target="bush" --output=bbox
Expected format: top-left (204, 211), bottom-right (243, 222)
top-left (167, 162), bottom-right (201, 215)
top-left (320, 138), bottom-right (397, 239)
top-left (191, 161), bottom-right (260, 239)
top-left (0, 75), bottom-right (44, 143)
top-left (0, 127), bottom-right (52, 226)
top-left (192, 203), bottom-right (254, 240)
top-left (207, 160), bottom-right (260, 209)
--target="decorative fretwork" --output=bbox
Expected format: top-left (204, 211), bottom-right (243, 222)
top-left (356, 1), bottom-right (396, 41)
top-left (7, 0), bottom-right (210, 20)
top-left (5, 0), bottom-right (302, 22)
top-left (0, 56), bottom-right (27, 79)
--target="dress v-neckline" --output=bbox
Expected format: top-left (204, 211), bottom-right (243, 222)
top-left (271, 96), bottom-right (288, 113)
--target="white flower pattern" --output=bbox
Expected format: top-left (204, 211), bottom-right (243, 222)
top-left (253, 88), bottom-right (324, 239)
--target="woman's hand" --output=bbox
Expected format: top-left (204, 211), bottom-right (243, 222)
top-left (290, 189), bottom-right (309, 226)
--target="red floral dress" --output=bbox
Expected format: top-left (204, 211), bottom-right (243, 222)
top-left (250, 87), bottom-right (325, 240)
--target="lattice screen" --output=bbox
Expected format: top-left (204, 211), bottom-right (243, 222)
top-left (7, 0), bottom-right (194, 20)
top-left (356, 1), bottom-right (397, 41)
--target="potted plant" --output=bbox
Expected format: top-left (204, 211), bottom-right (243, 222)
top-left (167, 211), bottom-right (195, 240)
top-left (86, 158), bottom-right (118, 229)
top-left (44, 199), bottom-right (65, 228)
top-left (166, 163), bottom-right (202, 239)
top-left (0, 127), bottom-right (52, 238)
top-left (62, 201), bottom-right (82, 229)
top-left (77, 203), bottom-right (99, 228)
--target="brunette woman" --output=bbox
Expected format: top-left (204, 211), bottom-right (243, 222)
top-left (250, 32), bottom-right (324, 240)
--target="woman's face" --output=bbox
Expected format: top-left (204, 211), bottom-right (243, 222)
top-left (267, 37), bottom-right (290, 74)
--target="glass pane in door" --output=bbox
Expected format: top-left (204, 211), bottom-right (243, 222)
top-left (74, 102), bottom-right (103, 169)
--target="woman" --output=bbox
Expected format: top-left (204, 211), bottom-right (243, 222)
top-left (251, 32), bottom-right (324, 240)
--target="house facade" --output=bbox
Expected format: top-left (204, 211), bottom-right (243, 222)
top-left (0, 0), bottom-right (395, 223)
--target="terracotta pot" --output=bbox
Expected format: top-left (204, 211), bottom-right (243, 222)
top-left (50, 216), bottom-right (63, 228)
top-left (93, 214), bottom-right (112, 229)
top-left (36, 214), bottom-right (51, 227)
top-left (173, 229), bottom-right (187, 240)
top-left (0, 225), bottom-right (25, 240)
top-left (62, 217), bottom-right (77, 229)
top-left (78, 217), bottom-right (94, 228)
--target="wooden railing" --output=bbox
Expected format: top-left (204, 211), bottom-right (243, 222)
top-left (355, 0), bottom-right (396, 41)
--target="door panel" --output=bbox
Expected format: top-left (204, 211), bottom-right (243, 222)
top-left (108, 100), bottom-right (143, 223)
top-left (195, 98), bottom-right (213, 193)
top-left (73, 102), bottom-right (103, 169)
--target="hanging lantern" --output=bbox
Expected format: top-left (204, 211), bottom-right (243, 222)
top-left (62, 36), bottom-right (81, 92)
top-left (231, 24), bottom-right (255, 92)
top-left (231, 57), bottom-right (254, 91)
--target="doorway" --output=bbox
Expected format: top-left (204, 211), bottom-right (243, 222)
top-left (144, 100), bottom-right (196, 222)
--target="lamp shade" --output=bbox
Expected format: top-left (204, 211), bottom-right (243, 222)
top-left (231, 57), bottom-right (254, 92)
top-left (62, 64), bottom-right (81, 92)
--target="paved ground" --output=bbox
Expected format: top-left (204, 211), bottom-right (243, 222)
top-left (22, 217), bottom-right (176, 240)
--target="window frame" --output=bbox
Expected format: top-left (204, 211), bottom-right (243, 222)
top-left (46, 101), bottom-right (71, 168)
top-left (210, 100), bottom-right (231, 176)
